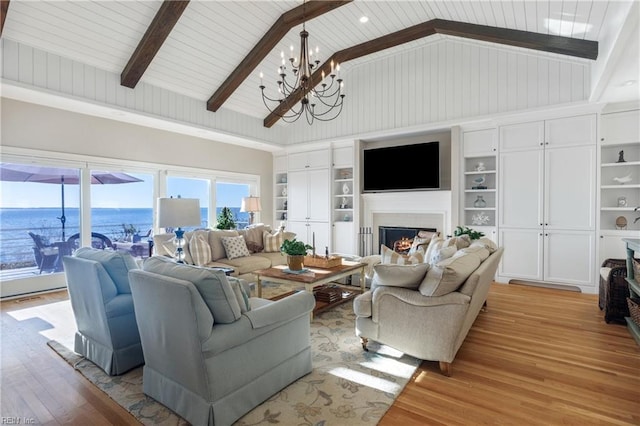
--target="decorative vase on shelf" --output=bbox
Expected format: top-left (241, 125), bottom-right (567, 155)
top-left (474, 195), bottom-right (487, 208)
top-left (342, 182), bottom-right (350, 194)
top-left (475, 162), bottom-right (486, 172)
top-left (282, 186), bottom-right (287, 196)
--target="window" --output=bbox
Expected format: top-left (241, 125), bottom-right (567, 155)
top-left (216, 182), bottom-right (250, 229)
top-left (89, 171), bottom-right (154, 259)
top-left (0, 162), bottom-right (80, 276)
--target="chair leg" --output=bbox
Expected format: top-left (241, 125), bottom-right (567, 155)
top-left (360, 337), bottom-right (369, 351)
top-left (481, 300), bottom-right (488, 312)
top-left (439, 361), bottom-right (452, 376)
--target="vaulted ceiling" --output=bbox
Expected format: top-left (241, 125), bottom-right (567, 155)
top-left (1, 1), bottom-right (638, 146)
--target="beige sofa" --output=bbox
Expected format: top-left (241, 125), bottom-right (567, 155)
top-left (154, 225), bottom-right (294, 283)
top-left (353, 240), bottom-right (503, 376)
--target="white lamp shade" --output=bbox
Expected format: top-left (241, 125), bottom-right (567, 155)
top-left (157, 198), bottom-right (201, 228)
top-left (241, 196), bottom-right (261, 213)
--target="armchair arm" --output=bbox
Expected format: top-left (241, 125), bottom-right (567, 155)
top-left (244, 292), bottom-right (315, 329)
top-left (372, 286), bottom-right (471, 308)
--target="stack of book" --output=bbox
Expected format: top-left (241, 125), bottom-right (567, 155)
top-left (314, 286), bottom-right (343, 303)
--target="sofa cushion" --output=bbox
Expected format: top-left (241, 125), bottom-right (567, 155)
top-left (218, 255), bottom-right (271, 275)
top-left (74, 247), bottom-right (138, 294)
top-left (221, 235), bottom-right (251, 260)
top-left (239, 225), bottom-right (266, 252)
top-left (457, 245), bottom-right (490, 262)
top-left (142, 256), bottom-right (241, 323)
top-left (371, 263), bottom-right (430, 290)
top-left (252, 251), bottom-right (287, 266)
top-left (430, 245), bottom-right (457, 264)
top-left (424, 235), bottom-right (457, 265)
top-left (190, 232), bottom-right (212, 266)
top-left (419, 252), bottom-right (481, 297)
top-left (263, 231), bottom-right (284, 253)
top-left (208, 230), bottom-right (239, 261)
top-left (228, 277), bottom-right (250, 313)
top-left (452, 235), bottom-right (472, 250)
top-left (408, 236), bottom-right (431, 254)
top-left (472, 237), bottom-right (498, 253)
top-left (380, 245), bottom-right (424, 265)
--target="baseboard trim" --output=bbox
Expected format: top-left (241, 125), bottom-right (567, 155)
top-left (509, 280), bottom-right (581, 293)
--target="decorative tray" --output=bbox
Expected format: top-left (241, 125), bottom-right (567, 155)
top-left (303, 255), bottom-right (342, 268)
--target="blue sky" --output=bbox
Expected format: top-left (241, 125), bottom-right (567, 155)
top-left (0, 174), bottom-right (247, 209)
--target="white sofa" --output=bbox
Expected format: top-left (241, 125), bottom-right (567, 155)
top-left (353, 238), bottom-right (503, 376)
top-left (153, 225), bottom-right (294, 283)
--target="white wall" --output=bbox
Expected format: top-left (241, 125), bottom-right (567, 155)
top-left (0, 98), bottom-right (275, 224)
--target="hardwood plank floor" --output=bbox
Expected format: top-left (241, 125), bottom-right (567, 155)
top-left (1, 283), bottom-right (638, 425)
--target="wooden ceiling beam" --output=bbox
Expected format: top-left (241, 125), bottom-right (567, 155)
top-left (206, 0), bottom-right (352, 113)
top-left (264, 18), bottom-right (598, 127)
top-left (121, 0), bottom-right (190, 88)
top-left (1, 1), bottom-right (10, 37)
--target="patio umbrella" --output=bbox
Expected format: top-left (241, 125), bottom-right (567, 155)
top-left (0, 163), bottom-right (143, 240)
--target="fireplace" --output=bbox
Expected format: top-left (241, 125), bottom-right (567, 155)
top-left (378, 226), bottom-right (437, 254)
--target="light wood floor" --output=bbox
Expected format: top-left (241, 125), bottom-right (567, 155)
top-left (1, 283), bottom-right (638, 425)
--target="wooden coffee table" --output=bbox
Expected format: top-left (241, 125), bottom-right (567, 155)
top-left (254, 260), bottom-right (366, 299)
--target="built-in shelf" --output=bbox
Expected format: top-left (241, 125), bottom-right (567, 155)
top-left (601, 184), bottom-right (640, 189)
top-left (602, 161), bottom-right (640, 167)
top-left (601, 207), bottom-right (638, 211)
top-left (464, 170), bottom-right (497, 175)
top-left (464, 189), bottom-right (497, 193)
top-left (464, 207), bottom-right (494, 211)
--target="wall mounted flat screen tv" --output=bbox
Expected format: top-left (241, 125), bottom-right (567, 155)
top-left (363, 142), bottom-right (440, 192)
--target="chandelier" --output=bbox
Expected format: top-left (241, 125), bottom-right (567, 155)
top-left (259, 3), bottom-right (345, 125)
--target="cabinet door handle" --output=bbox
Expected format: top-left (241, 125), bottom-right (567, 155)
top-left (545, 142), bottom-right (549, 145)
top-left (539, 223), bottom-right (543, 226)
top-left (545, 223), bottom-right (548, 226)
top-left (545, 233), bottom-right (549, 236)
top-left (539, 142), bottom-right (543, 146)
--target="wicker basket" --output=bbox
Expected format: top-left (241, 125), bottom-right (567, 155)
top-left (303, 255), bottom-right (342, 268)
top-left (627, 297), bottom-right (640, 326)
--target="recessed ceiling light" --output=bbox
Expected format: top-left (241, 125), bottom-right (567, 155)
top-left (359, 16), bottom-right (369, 24)
top-left (622, 80), bottom-right (637, 86)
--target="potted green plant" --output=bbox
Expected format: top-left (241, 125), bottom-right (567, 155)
top-left (216, 207), bottom-right (237, 230)
top-left (280, 238), bottom-right (312, 271)
top-left (453, 225), bottom-right (485, 240)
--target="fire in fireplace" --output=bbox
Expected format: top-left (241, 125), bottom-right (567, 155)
top-left (378, 226), bottom-right (438, 254)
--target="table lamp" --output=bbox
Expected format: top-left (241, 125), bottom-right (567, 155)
top-left (241, 196), bottom-right (261, 226)
top-left (157, 197), bottom-right (201, 262)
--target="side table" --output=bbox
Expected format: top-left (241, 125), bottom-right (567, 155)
top-left (622, 238), bottom-right (640, 346)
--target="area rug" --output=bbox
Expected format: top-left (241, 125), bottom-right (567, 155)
top-left (48, 301), bottom-right (420, 425)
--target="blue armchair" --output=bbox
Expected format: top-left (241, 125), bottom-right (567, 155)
top-left (62, 247), bottom-right (144, 375)
top-left (128, 256), bottom-right (315, 426)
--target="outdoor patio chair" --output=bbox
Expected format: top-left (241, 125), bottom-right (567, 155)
top-left (28, 231), bottom-right (60, 274)
top-left (67, 232), bottom-right (114, 251)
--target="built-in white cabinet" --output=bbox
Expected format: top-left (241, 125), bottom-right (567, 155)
top-left (288, 150), bottom-right (330, 171)
top-left (498, 114), bottom-right (597, 289)
top-left (331, 144), bottom-right (357, 255)
top-left (599, 109), bottom-right (640, 240)
top-left (273, 154), bottom-right (288, 228)
top-left (287, 166), bottom-right (330, 249)
top-left (461, 129), bottom-right (498, 237)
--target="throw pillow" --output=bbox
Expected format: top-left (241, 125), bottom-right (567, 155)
top-left (419, 252), bottom-right (481, 297)
top-left (371, 263), bottom-right (431, 290)
top-left (245, 240), bottom-right (263, 254)
top-left (417, 230), bottom-right (439, 240)
top-left (457, 245), bottom-right (490, 262)
top-left (424, 235), bottom-right (457, 265)
top-left (228, 278), bottom-right (250, 313)
top-left (380, 245), bottom-right (424, 265)
top-left (158, 234), bottom-right (194, 265)
top-left (208, 230), bottom-right (240, 260)
top-left (190, 232), bottom-right (212, 266)
top-left (430, 245), bottom-right (457, 263)
top-left (243, 225), bottom-right (265, 252)
top-left (263, 231), bottom-right (284, 253)
top-left (142, 256), bottom-right (241, 323)
top-left (472, 237), bottom-right (498, 253)
top-left (408, 237), bottom-right (430, 254)
top-left (452, 234), bottom-right (471, 250)
top-left (221, 235), bottom-right (251, 260)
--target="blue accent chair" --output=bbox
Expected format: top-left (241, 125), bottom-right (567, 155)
top-left (62, 247), bottom-right (144, 375)
top-left (129, 256), bottom-right (315, 426)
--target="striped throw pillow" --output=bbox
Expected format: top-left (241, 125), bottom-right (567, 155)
top-left (380, 245), bottom-right (424, 265)
top-left (263, 231), bottom-right (284, 253)
top-left (189, 233), bottom-right (212, 266)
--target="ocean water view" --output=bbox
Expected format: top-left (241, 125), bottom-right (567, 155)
top-left (0, 207), bottom-right (249, 267)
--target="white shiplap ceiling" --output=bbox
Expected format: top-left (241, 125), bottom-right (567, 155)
top-left (2, 0), bottom-right (637, 122)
